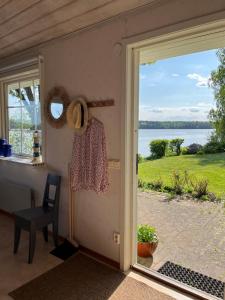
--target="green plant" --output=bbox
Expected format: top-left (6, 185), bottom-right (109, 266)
top-left (191, 178), bottom-right (208, 198)
top-left (169, 138), bottom-right (184, 156)
top-left (149, 139), bottom-right (168, 159)
top-left (137, 224), bottom-right (158, 243)
top-left (171, 170), bottom-right (184, 195)
top-left (186, 143), bottom-right (203, 154)
top-left (197, 150), bottom-right (204, 155)
top-left (151, 177), bottom-right (163, 191)
top-left (181, 146), bottom-right (188, 155)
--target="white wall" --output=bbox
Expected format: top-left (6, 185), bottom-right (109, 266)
top-left (1, 0), bottom-right (225, 263)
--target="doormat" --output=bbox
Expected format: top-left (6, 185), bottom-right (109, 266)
top-left (158, 261), bottom-right (224, 299)
top-left (50, 239), bottom-right (79, 260)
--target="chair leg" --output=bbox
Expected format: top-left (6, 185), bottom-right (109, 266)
top-left (53, 222), bottom-right (58, 247)
top-left (14, 225), bottom-right (21, 254)
top-left (28, 230), bottom-right (36, 264)
top-left (42, 226), bottom-right (48, 242)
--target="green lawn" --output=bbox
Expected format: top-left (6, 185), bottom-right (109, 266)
top-left (138, 153), bottom-right (225, 196)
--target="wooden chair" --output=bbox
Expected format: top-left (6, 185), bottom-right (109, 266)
top-left (13, 174), bottom-right (61, 263)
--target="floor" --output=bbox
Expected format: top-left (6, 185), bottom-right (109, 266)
top-left (0, 213), bottom-right (61, 300)
top-left (137, 191), bottom-right (225, 282)
top-left (0, 212), bottom-right (197, 300)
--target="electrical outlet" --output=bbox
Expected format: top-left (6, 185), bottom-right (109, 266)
top-left (113, 232), bottom-right (120, 245)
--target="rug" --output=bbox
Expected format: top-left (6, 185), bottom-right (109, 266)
top-left (158, 261), bottom-right (224, 299)
top-left (9, 253), bottom-right (175, 300)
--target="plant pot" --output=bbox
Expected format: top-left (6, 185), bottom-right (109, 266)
top-left (137, 241), bottom-right (158, 258)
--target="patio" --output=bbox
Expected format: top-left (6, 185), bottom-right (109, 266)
top-left (137, 191), bottom-right (225, 282)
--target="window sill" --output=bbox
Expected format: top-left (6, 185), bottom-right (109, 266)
top-left (0, 156), bottom-right (44, 166)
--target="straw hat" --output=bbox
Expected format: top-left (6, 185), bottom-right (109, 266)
top-left (66, 96), bottom-right (88, 135)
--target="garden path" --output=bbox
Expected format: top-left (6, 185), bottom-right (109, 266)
top-left (137, 191), bottom-right (225, 282)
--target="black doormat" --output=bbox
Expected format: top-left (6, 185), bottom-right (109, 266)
top-left (50, 239), bottom-right (79, 260)
top-left (158, 261), bottom-right (224, 299)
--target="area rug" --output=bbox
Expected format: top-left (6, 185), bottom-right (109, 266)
top-left (9, 253), bottom-right (175, 300)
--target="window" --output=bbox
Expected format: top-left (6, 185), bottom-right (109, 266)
top-left (5, 77), bottom-right (41, 156)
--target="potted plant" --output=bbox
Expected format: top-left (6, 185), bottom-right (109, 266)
top-left (137, 224), bottom-right (158, 258)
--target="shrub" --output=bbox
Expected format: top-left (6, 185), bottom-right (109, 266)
top-left (138, 179), bottom-right (153, 190)
top-left (137, 224), bottom-right (158, 243)
top-left (186, 143), bottom-right (203, 154)
top-left (163, 185), bottom-right (174, 193)
top-left (151, 178), bottom-right (163, 191)
top-left (204, 141), bottom-right (225, 154)
top-left (181, 146), bottom-right (188, 155)
top-left (150, 139), bottom-right (168, 159)
top-left (197, 150), bottom-right (204, 155)
top-left (171, 170), bottom-right (184, 195)
top-left (169, 138), bottom-right (184, 156)
top-left (191, 178), bottom-right (208, 198)
top-left (138, 178), bottom-right (144, 188)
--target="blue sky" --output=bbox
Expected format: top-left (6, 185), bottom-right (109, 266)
top-left (139, 49), bottom-right (219, 121)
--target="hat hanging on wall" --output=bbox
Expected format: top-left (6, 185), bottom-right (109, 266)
top-left (66, 96), bottom-right (88, 135)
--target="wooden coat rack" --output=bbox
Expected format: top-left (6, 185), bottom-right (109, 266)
top-left (87, 99), bottom-right (114, 108)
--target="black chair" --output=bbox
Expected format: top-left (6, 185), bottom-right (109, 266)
top-left (13, 174), bottom-right (61, 263)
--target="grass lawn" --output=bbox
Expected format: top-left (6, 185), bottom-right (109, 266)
top-left (138, 153), bottom-right (225, 196)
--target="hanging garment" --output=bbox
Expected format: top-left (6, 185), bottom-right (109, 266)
top-left (70, 117), bottom-right (109, 194)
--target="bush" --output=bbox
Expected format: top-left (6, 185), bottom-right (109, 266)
top-left (181, 146), bottom-right (188, 155)
top-left (150, 139), bottom-right (168, 159)
top-left (197, 150), bottom-right (204, 155)
top-left (191, 178), bottom-right (208, 198)
top-left (151, 178), bottom-right (163, 191)
top-left (204, 141), bottom-right (225, 154)
top-left (186, 143), bottom-right (203, 154)
top-left (137, 224), bottom-right (158, 243)
top-left (169, 138), bottom-right (184, 156)
top-left (171, 170), bottom-right (184, 195)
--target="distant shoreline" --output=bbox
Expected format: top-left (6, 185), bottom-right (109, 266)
top-left (139, 121), bottom-right (212, 130)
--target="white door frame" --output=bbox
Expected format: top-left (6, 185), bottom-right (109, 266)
top-left (120, 17), bottom-right (225, 273)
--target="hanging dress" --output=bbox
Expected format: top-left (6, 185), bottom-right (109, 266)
top-left (70, 117), bottom-right (109, 194)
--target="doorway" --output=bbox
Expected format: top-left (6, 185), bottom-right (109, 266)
top-left (124, 21), bottom-right (225, 300)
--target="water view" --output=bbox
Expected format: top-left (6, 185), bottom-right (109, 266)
top-left (138, 128), bottom-right (214, 156)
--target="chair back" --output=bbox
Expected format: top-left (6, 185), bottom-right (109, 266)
top-left (42, 174), bottom-right (61, 215)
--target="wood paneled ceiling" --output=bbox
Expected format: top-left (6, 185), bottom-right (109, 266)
top-left (0, 0), bottom-right (156, 60)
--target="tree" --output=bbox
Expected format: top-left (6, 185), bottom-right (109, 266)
top-left (169, 138), bottom-right (184, 156)
top-left (150, 139), bottom-right (168, 158)
top-left (209, 48), bottom-right (225, 142)
top-left (9, 85), bottom-right (41, 128)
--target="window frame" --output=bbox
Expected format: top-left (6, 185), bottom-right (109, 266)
top-left (1, 70), bottom-right (41, 159)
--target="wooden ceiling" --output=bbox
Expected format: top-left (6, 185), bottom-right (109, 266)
top-left (0, 0), bottom-right (156, 60)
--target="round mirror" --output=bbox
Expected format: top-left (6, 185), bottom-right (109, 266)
top-left (50, 102), bottom-right (63, 119)
top-left (45, 86), bottom-right (70, 128)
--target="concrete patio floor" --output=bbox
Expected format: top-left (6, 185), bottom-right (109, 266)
top-left (137, 191), bottom-right (225, 282)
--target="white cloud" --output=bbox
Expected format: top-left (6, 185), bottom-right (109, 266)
top-left (172, 73), bottom-right (180, 77)
top-left (187, 73), bottom-right (210, 87)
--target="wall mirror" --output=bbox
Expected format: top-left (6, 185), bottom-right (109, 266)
top-left (45, 86), bottom-right (70, 128)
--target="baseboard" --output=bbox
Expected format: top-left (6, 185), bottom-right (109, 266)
top-left (0, 208), bottom-right (15, 219)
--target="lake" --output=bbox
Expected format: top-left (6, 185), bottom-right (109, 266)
top-left (138, 129), bottom-right (214, 156)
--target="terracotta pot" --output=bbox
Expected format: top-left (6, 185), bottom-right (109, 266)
top-left (137, 241), bottom-right (158, 257)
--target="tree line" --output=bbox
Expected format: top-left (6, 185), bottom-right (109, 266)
top-left (139, 121), bottom-right (212, 129)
